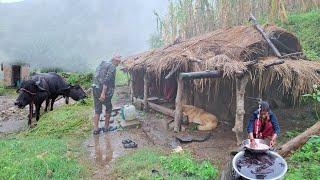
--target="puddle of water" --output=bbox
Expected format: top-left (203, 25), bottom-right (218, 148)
top-left (0, 119), bottom-right (27, 134)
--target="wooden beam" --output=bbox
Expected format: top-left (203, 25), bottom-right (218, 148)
top-left (244, 61), bottom-right (257, 67)
top-left (232, 75), bottom-right (249, 145)
top-left (174, 78), bottom-right (184, 132)
top-left (143, 73), bottom-right (149, 111)
top-left (264, 59), bottom-right (285, 68)
top-left (249, 14), bottom-right (282, 58)
top-left (180, 70), bottom-right (223, 80)
top-left (279, 121), bottom-right (320, 157)
top-left (165, 63), bottom-right (181, 79)
top-left (280, 52), bottom-right (303, 58)
top-left (134, 98), bottom-right (174, 117)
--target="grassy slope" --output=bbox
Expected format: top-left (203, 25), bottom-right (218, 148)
top-left (276, 10), bottom-right (320, 60)
top-left (0, 70), bottom-right (128, 179)
top-left (0, 100), bottom-right (93, 179)
top-left (285, 136), bottom-right (320, 180)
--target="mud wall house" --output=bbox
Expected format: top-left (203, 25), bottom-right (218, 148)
top-left (123, 24), bottom-right (320, 142)
top-left (1, 63), bottom-right (30, 87)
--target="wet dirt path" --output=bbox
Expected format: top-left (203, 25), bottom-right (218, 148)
top-left (83, 86), bottom-right (239, 179)
top-left (0, 95), bottom-right (28, 136)
top-left (0, 94), bottom-right (73, 137)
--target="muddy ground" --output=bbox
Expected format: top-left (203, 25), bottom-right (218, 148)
top-left (0, 85), bottom-right (316, 179)
top-left (0, 94), bottom-right (72, 137)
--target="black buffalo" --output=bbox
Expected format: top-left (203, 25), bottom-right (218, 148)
top-left (32, 73), bottom-right (87, 111)
top-left (14, 76), bottom-right (50, 125)
top-left (14, 72), bottom-right (87, 126)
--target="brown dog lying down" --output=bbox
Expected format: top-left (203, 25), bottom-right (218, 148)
top-left (182, 105), bottom-right (218, 131)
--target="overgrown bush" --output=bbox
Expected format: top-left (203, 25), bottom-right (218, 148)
top-left (302, 84), bottom-right (320, 119)
top-left (60, 72), bottom-right (93, 89)
top-left (286, 136), bottom-right (320, 180)
top-left (40, 67), bottom-right (65, 73)
top-left (276, 11), bottom-right (320, 60)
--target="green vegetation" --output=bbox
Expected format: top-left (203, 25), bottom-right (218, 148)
top-left (285, 136), bottom-right (320, 180)
top-left (59, 67), bottom-right (128, 90)
top-left (302, 84), bottom-right (320, 119)
top-left (110, 148), bottom-right (218, 180)
top-left (0, 99), bottom-right (93, 179)
top-left (276, 11), bottom-right (320, 60)
top-left (61, 72), bottom-right (93, 89)
top-left (153, 0), bottom-right (318, 46)
top-left (115, 68), bottom-right (129, 87)
top-left (40, 67), bottom-right (65, 73)
top-left (0, 82), bottom-right (17, 97)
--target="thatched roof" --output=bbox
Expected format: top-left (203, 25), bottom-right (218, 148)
top-left (124, 24), bottom-right (320, 100)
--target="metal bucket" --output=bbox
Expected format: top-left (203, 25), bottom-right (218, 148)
top-left (232, 150), bottom-right (287, 180)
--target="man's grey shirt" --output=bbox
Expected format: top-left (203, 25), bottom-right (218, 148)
top-left (93, 60), bottom-right (116, 97)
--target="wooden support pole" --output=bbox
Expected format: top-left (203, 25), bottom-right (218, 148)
top-left (174, 78), bottom-right (184, 132)
top-left (249, 14), bottom-right (282, 58)
top-left (129, 74), bottom-right (134, 102)
top-left (143, 73), bottom-right (149, 111)
top-left (279, 121), bottom-right (320, 157)
top-left (165, 63), bottom-right (181, 79)
top-left (233, 75), bottom-right (249, 145)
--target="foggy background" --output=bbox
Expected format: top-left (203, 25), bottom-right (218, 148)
top-left (0, 0), bottom-right (168, 71)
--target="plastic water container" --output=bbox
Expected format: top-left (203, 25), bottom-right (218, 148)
top-left (121, 105), bottom-right (137, 121)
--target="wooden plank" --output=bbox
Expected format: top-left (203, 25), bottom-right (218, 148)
top-left (134, 98), bottom-right (174, 117)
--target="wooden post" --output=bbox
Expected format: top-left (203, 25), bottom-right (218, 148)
top-left (129, 73), bottom-right (134, 102)
top-left (233, 75), bottom-right (249, 145)
top-left (174, 77), bottom-right (184, 132)
top-left (143, 73), bottom-right (149, 111)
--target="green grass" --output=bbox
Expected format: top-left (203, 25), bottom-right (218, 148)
top-left (285, 136), bottom-right (320, 180)
top-left (115, 68), bottom-right (129, 87)
top-left (110, 148), bottom-right (218, 180)
top-left (0, 84), bottom-right (17, 97)
top-left (0, 99), bottom-right (93, 179)
top-left (276, 11), bottom-right (320, 60)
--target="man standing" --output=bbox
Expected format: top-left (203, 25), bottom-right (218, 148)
top-left (92, 55), bottom-right (121, 135)
top-left (247, 101), bottom-right (280, 147)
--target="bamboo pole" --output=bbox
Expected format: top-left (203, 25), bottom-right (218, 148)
top-left (143, 73), bottom-right (149, 111)
top-left (174, 77), bottom-right (184, 132)
top-left (233, 75), bottom-right (249, 145)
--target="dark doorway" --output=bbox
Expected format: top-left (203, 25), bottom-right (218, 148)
top-left (12, 65), bottom-right (21, 87)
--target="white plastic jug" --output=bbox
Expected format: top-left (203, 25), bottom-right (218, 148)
top-left (122, 105), bottom-right (137, 121)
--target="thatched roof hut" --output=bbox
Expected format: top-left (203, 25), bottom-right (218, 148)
top-left (123, 24), bottom-right (320, 137)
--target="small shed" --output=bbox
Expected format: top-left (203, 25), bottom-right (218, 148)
top-left (1, 63), bottom-right (30, 87)
top-left (123, 24), bottom-right (320, 143)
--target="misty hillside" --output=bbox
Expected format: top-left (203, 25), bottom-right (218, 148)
top-left (0, 0), bottom-right (167, 71)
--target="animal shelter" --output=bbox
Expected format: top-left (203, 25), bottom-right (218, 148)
top-left (123, 24), bottom-right (320, 142)
top-left (1, 63), bottom-right (30, 87)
